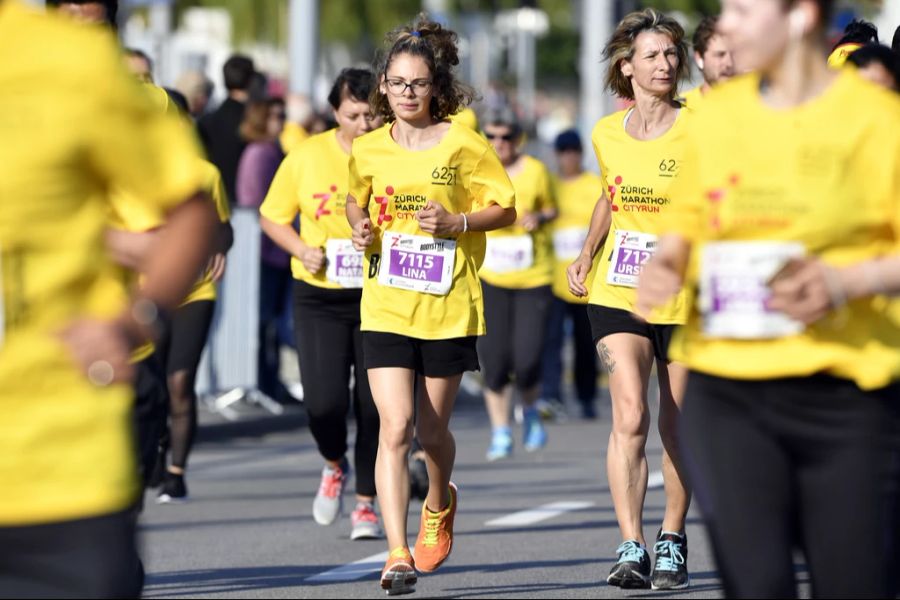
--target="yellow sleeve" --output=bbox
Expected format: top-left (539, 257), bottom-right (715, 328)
top-left (540, 163), bottom-right (557, 211)
top-left (348, 151), bottom-right (372, 209)
top-left (592, 136), bottom-right (610, 194)
top-left (664, 132), bottom-right (704, 241)
top-left (260, 154), bottom-right (300, 225)
top-left (86, 37), bottom-right (204, 213)
top-left (470, 147), bottom-right (516, 211)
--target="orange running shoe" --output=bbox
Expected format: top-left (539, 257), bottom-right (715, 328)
top-left (381, 547), bottom-right (417, 596)
top-left (413, 482), bottom-right (458, 573)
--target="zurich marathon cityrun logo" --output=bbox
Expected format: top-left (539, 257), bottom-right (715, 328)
top-left (313, 185), bottom-right (340, 220)
top-left (608, 175), bottom-right (670, 214)
top-left (374, 186), bottom-right (395, 226)
top-left (373, 185), bottom-right (430, 225)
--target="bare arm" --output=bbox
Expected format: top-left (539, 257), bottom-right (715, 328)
top-left (260, 215), bottom-right (324, 274)
top-left (105, 228), bottom-right (160, 270)
top-left (566, 192), bottom-right (612, 297)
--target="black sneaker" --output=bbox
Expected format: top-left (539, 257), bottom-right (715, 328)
top-left (607, 540), bottom-right (651, 589)
top-left (651, 530), bottom-right (689, 590)
top-left (156, 472), bottom-right (188, 504)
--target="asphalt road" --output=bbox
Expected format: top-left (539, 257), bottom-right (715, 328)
top-left (138, 388), bottom-right (731, 599)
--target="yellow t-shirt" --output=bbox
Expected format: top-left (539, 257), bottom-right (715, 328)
top-left (349, 121), bottom-right (516, 339)
top-left (182, 160), bottom-right (231, 304)
top-left (0, 1), bottom-right (204, 526)
top-left (449, 107), bottom-right (479, 131)
top-left (665, 70), bottom-right (900, 390)
top-left (681, 86), bottom-right (704, 109)
top-left (827, 43), bottom-right (863, 69)
top-left (588, 108), bottom-right (692, 323)
top-left (551, 172), bottom-right (604, 304)
top-left (480, 155), bottom-right (556, 289)
top-left (261, 129), bottom-right (354, 288)
top-left (280, 121), bottom-right (309, 154)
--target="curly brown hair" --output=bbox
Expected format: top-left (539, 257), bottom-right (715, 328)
top-left (370, 13), bottom-right (476, 123)
top-left (602, 8), bottom-right (690, 101)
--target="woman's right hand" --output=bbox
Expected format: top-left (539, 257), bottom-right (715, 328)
top-left (300, 246), bottom-right (325, 274)
top-left (567, 254), bottom-right (593, 298)
top-left (352, 218), bottom-right (375, 251)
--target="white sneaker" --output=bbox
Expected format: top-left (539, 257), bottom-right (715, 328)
top-left (312, 461), bottom-right (349, 525)
top-left (350, 502), bottom-right (383, 540)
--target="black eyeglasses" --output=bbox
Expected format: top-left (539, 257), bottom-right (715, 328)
top-left (385, 78), bottom-right (433, 96)
top-left (485, 133), bottom-right (517, 142)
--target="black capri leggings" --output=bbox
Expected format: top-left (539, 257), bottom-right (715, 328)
top-left (478, 282), bottom-right (553, 393)
top-left (293, 281), bottom-right (379, 497)
top-left (682, 371), bottom-right (900, 599)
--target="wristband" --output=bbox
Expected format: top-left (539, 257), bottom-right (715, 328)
top-left (461, 213), bottom-right (468, 233)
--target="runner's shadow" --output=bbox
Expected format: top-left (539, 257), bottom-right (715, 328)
top-left (142, 565), bottom-right (326, 597)
top-left (458, 517), bottom-right (705, 537)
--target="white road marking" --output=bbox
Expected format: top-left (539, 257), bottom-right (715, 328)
top-left (306, 551), bottom-right (389, 583)
top-left (648, 470), bottom-right (665, 490)
top-left (485, 500), bottom-right (595, 527)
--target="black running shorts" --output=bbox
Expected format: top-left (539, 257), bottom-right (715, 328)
top-left (587, 304), bottom-right (676, 363)
top-left (362, 332), bottom-right (479, 377)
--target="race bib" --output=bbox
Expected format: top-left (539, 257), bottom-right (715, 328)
top-left (606, 230), bottom-right (657, 288)
top-left (483, 235), bottom-right (534, 273)
top-left (700, 241), bottom-right (806, 339)
top-left (378, 232), bottom-right (456, 295)
top-left (325, 239), bottom-right (364, 289)
top-left (553, 227), bottom-right (588, 261)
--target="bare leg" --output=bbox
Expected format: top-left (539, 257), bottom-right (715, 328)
top-left (416, 374), bottom-right (462, 512)
top-left (601, 334), bottom-right (655, 545)
top-left (368, 367), bottom-right (416, 550)
top-left (484, 385), bottom-right (513, 430)
top-left (657, 361), bottom-right (691, 534)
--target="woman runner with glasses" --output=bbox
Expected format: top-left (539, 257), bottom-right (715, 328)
top-left (345, 14), bottom-right (517, 595)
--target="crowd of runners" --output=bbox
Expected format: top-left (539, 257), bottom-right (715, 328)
top-left (3, 0), bottom-right (900, 598)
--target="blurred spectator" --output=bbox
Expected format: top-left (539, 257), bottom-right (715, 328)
top-left (280, 93), bottom-right (313, 154)
top-left (236, 98), bottom-right (293, 402)
top-left (175, 70), bottom-right (214, 119)
top-left (893, 25), bottom-right (900, 55)
top-left (47, 0), bottom-right (117, 28)
top-left (124, 48), bottom-right (153, 84)
top-left (198, 54), bottom-right (256, 206)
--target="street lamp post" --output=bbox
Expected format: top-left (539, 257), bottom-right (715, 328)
top-left (289, 0), bottom-right (318, 98)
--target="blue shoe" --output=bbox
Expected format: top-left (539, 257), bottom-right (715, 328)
top-left (486, 427), bottom-right (513, 461)
top-left (607, 540), bottom-right (651, 589)
top-left (523, 409), bottom-right (548, 452)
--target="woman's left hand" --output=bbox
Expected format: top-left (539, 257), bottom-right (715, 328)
top-left (767, 257), bottom-right (844, 324)
top-left (416, 201), bottom-right (464, 236)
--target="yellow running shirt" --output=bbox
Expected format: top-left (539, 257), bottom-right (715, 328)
top-left (261, 129), bottom-right (356, 289)
top-left (681, 86), bottom-right (704, 109)
top-left (0, 1), bottom-right (204, 525)
top-left (588, 107), bottom-right (692, 323)
top-left (480, 155), bottom-right (556, 289)
top-left (551, 172), bottom-right (604, 304)
top-left (182, 160), bottom-right (231, 304)
top-left (349, 121), bottom-right (516, 339)
top-left (665, 71), bottom-right (900, 390)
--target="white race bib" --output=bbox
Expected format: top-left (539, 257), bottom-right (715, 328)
top-left (553, 227), bottom-right (588, 261)
top-left (699, 241), bottom-right (806, 339)
top-left (483, 235), bottom-right (534, 273)
top-left (378, 232), bottom-right (457, 296)
top-left (325, 239), bottom-right (364, 289)
top-left (606, 229), bottom-right (657, 288)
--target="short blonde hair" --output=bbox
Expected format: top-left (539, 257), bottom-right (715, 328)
top-left (602, 8), bottom-right (689, 101)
